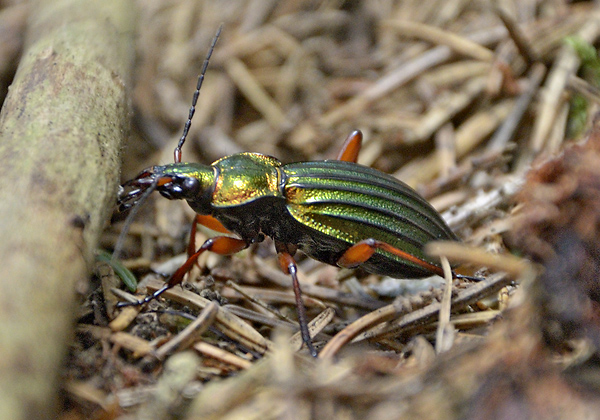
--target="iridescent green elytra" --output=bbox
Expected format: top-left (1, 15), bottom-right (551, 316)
top-left (123, 152), bottom-right (458, 279)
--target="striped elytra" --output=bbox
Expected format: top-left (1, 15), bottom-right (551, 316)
top-left (280, 160), bottom-right (458, 278)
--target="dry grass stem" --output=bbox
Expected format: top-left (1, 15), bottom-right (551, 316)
top-left (434, 257), bottom-right (454, 354)
top-left (528, 19), bottom-right (600, 157)
top-left (154, 302), bottom-right (219, 360)
top-left (193, 341), bottom-right (253, 370)
top-left (383, 20), bottom-right (496, 62)
top-left (145, 278), bottom-right (272, 354)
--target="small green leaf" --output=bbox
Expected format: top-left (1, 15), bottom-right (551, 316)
top-left (96, 249), bottom-right (138, 292)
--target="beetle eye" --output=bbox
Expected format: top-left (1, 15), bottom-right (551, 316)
top-left (182, 177), bottom-right (200, 195)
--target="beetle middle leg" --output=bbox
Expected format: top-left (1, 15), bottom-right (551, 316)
top-left (187, 219), bottom-right (318, 357)
top-left (276, 241), bottom-right (318, 357)
top-left (187, 214), bottom-right (233, 258)
top-left (336, 130), bottom-right (363, 163)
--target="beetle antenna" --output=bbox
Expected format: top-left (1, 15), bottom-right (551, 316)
top-left (174, 24), bottom-right (222, 163)
top-left (112, 177), bottom-right (159, 261)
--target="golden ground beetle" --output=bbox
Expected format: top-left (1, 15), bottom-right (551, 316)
top-left (117, 26), bottom-right (473, 357)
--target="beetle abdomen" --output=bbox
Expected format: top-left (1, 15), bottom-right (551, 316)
top-left (282, 160), bottom-right (458, 277)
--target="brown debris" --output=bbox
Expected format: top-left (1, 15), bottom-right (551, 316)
top-left (510, 117), bottom-right (600, 349)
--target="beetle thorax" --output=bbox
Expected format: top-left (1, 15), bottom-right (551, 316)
top-left (211, 153), bottom-right (283, 207)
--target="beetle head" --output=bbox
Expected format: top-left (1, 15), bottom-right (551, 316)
top-left (118, 163), bottom-right (214, 212)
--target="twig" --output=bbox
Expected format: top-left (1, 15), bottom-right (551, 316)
top-left (524, 19), bottom-right (600, 165)
top-left (359, 272), bottom-right (511, 342)
top-left (435, 257), bottom-right (454, 354)
top-left (145, 278), bottom-right (272, 355)
top-left (154, 301), bottom-right (219, 360)
top-left (194, 341), bottom-right (253, 370)
top-left (383, 19), bottom-right (495, 62)
top-left (487, 62), bottom-right (546, 151)
top-left (493, 4), bottom-right (538, 64)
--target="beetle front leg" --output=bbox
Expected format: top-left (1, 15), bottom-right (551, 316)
top-left (170, 236), bottom-right (248, 287)
top-left (337, 238), bottom-right (445, 277)
top-left (188, 214), bottom-right (234, 258)
top-left (119, 236), bottom-right (248, 307)
top-left (276, 242), bottom-right (318, 358)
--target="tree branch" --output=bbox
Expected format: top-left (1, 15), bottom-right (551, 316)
top-left (0, 1), bottom-right (135, 418)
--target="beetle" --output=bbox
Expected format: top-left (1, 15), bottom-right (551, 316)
top-left (116, 26), bottom-right (470, 357)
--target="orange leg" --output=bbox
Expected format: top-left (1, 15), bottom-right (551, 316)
top-left (195, 215), bottom-right (232, 234)
top-left (336, 130), bottom-right (363, 163)
top-left (188, 214), bottom-right (233, 258)
top-left (170, 236), bottom-right (248, 287)
top-left (276, 242), bottom-right (318, 357)
top-left (337, 238), bottom-right (445, 277)
top-left (120, 235), bottom-right (248, 307)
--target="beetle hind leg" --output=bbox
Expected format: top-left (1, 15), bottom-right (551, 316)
top-left (337, 238), bottom-right (445, 277)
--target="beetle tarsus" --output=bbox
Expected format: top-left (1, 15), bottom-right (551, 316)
top-left (454, 273), bottom-right (484, 282)
top-left (115, 284), bottom-right (171, 308)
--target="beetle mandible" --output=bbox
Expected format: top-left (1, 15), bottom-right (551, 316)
top-left (117, 26), bottom-right (470, 357)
